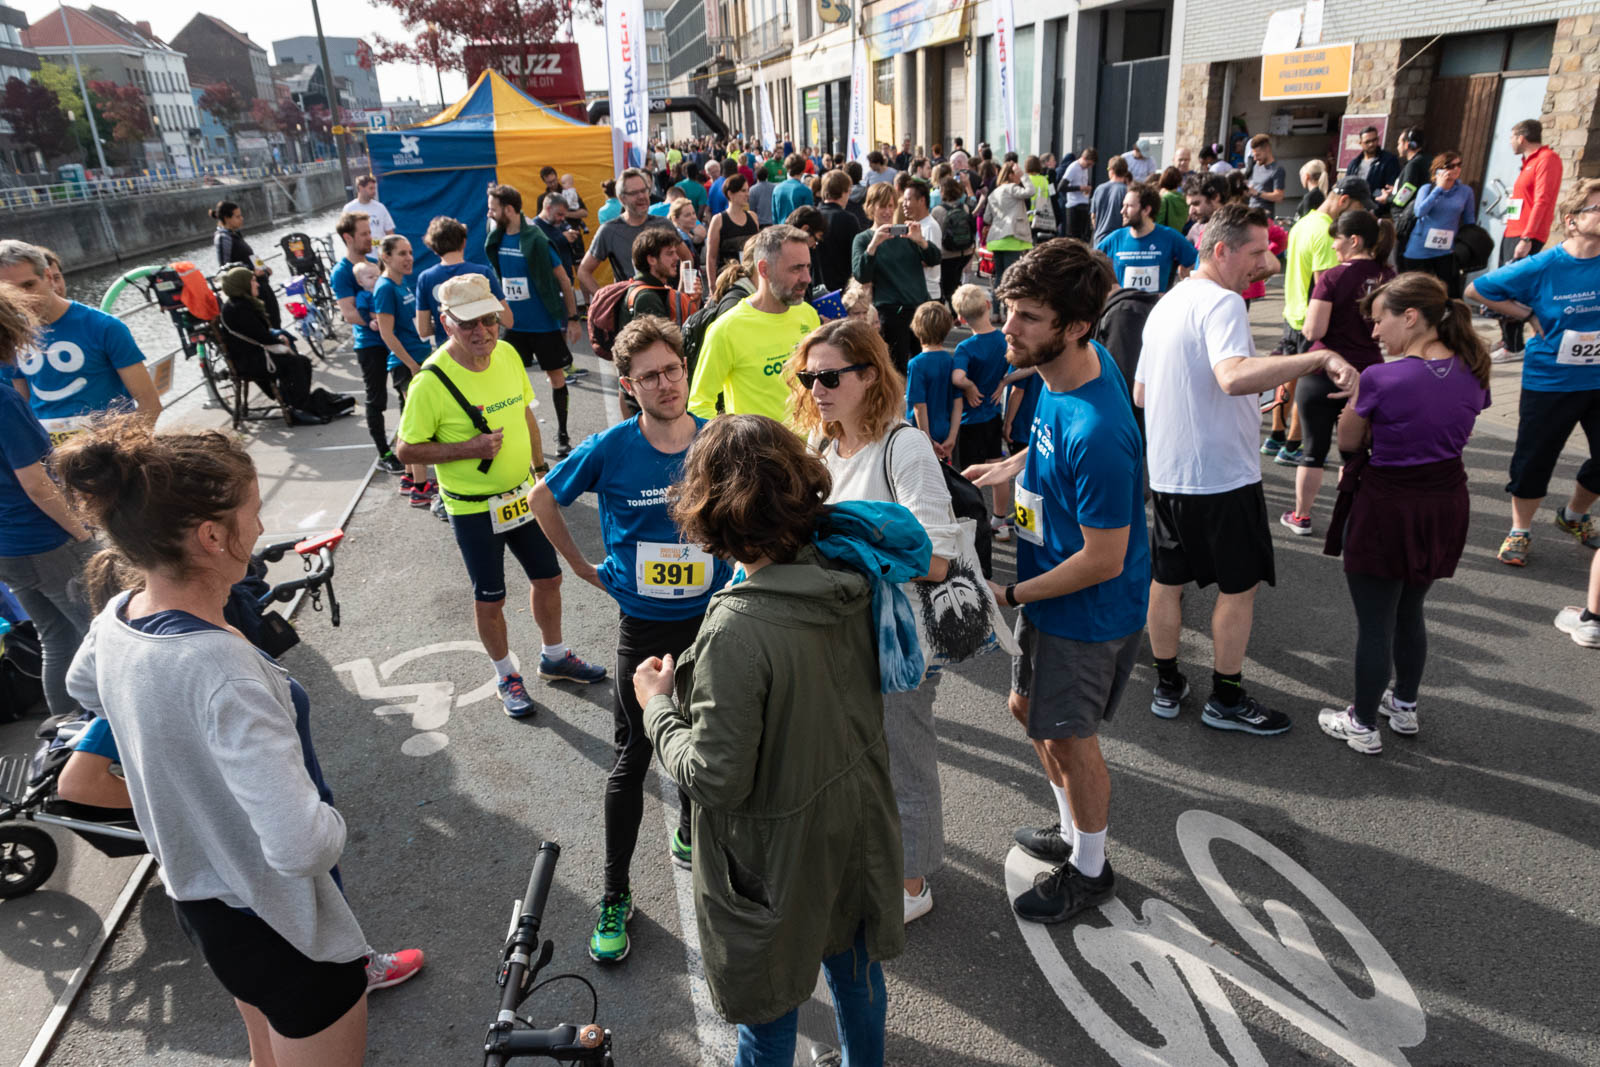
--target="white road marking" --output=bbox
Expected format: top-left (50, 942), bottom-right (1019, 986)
top-left (1006, 809), bottom-right (1425, 1067)
top-left (335, 641), bottom-right (511, 755)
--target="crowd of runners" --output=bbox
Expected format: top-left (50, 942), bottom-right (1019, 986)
top-left (0, 115), bottom-right (1597, 1066)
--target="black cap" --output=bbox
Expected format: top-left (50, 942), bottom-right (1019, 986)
top-left (1333, 176), bottom-right (1376, 210)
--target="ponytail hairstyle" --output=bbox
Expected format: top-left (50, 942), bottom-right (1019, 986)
top-left (1334, 209), bottom-right (1396, 264)
top-left (53, 414), bottom-right (258, 586)
top-left (209, 200), bottom-right (240, 224)
top-left (1361, 272), bottom-right (1490, 388)
top-left (1299, 159), bottom-right (1329, 197)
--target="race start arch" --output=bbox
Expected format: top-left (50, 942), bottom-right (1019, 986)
top-left (586, 97), bottom-right (729, 140)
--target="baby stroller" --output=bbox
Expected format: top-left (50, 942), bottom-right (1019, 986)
top-left (0, 530), bottom-right (344, 898)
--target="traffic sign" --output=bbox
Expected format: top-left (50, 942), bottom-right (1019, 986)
top-left (331, 124), bottom-right (347, 135)
top-left (364, 109), bottom-right (393, 130)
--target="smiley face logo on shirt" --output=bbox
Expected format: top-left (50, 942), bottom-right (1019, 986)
top-left (16, 340), bottom-right (88, 402)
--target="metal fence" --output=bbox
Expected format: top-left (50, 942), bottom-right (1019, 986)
top-left (0, 161), bottom-right (348, 213)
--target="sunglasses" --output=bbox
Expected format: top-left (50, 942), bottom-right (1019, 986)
top-left (450, 312), bottom-right (500, 332)
top-left (797, 363), bottom-right (870, 390)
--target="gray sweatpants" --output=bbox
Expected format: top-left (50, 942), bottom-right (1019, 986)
top-left (0, 538), bottom-right (94, 717)
top-left (883, 673), bottom-right (945, 880)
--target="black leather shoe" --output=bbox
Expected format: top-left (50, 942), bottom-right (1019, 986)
top-left (1014, 823), bottom-right (1072, 863)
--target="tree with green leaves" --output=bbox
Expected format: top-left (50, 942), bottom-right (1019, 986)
top-left (31, 62), bottom-right (91, 154)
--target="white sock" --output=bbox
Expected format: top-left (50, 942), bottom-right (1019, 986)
top-left (1072, 825), bottom-right (1107, 879)
top-left (1564, 505), bottom-right (1588, 522)
top-left (491, 655), bottom-right (516, 679)
top-left (541, 642), bottom-right (568, 661)
top-left (1051, 783), bottom-right (1073, 842)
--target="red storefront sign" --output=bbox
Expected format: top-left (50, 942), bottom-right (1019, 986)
top-left (463, 42), bottom-right (586, 119)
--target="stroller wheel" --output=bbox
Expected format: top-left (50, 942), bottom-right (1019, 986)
top-left (0, 825), bottom-right (58, 898)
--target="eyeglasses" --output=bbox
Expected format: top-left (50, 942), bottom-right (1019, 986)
top-left (797, 363), bottom-right (870, 390)
top-left (622, 362), bottom-right (686, 390)
top-left (1443, 161), bottom-right (1462, 170)
top-left (1574, 204), bottom-right (1600, 216)
top-left (621, 185), bottom-right (650, 198)
top-left (450, 312), bottom-right (499, 332)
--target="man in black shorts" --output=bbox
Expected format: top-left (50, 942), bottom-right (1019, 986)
top-left (1133, 204), bottom-right (1357, 734)
top-left (485, 184), bottom-right (583, 457)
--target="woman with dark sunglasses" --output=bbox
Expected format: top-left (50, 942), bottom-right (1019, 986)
top-left (1400, 152), bottom-right (1475, 298)
top-left (787, 317), bottom-right (961, 926)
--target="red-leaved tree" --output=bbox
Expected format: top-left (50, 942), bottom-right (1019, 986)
top-left (0, 76), bottom-right (76, 160)
top-left (88, 80), bottom-right (152, 143)
top-left (276, 98), bottom-right (307, 134)
top-left (197, 82), bottom-right (248, 133)
top-left (250, 97), bottom-right (281, 132)
top-left (305, 104), bottom-right (334, 139)
top-left (369, 0), bottom-right (601, 74)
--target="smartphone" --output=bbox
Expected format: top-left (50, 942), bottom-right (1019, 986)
top-left (888, 224), bottom-right (908, 236)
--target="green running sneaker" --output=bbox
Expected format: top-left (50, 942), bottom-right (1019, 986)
top-left (588, 892), bottom-right (633, 963)
top-left (670, 829), bottom-right (692, 870)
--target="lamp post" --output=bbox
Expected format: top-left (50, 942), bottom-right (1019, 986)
top-left (57, 0), bottom-right (109, 176)
top-left (309, 0), bottom-right (354, 195)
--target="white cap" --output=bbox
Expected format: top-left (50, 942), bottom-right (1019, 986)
top-left (437, 273), bottom-right (502, 321)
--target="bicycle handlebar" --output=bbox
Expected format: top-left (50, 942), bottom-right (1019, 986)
top-left (484, 842), bottom-right (613, 1065)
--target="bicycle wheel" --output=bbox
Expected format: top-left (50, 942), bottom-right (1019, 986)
top-left (198, 340), bottom-right (240, 422)
top-left (298, 322), bottom-right (326, 360)
top-left (0, 825), bottom-right (59, 898)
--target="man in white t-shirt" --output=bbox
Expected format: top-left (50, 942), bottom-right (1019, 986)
top-left (902, 180), bottom-right (943, 301)
top-left (1122, 141), bottom-right (1157, 183)
top-left (1060, 147), bottom-right (1096, 241)
top-left (1132, 203), bottom-right (1356, 737)
top-left (343, 174), bottom-right (396, 239)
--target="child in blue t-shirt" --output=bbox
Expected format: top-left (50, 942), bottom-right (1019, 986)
top-left (905, 301), bottom-right (963, 462)
top-left (949, 283), bottom-right (1013, 530)
top-left (353, 262), bottom-right (380, 334)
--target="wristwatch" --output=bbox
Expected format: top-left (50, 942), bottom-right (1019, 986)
top-left (1005, 583), bottom-right (1018, 607)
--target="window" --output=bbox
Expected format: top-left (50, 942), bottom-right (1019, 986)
top-left (649, 45), bottom-right (663, 64)
top-left (645, 8), bottom-right (666, 29)
top-left (345, 53), bottom-right (358, 67)
top-left (873, 58), bottom-right (893, 107)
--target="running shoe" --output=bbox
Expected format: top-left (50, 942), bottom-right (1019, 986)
top-left (1259, 436), bottom-right (1286, 456)
top-left (1200, 694), bottom-right (1292, 736)
top-left (409, 480), bottom-right (438, 508)
top-left (430, 494), bottom-right (448, 522)
top-left (557, 433), bottom-right (573, 459)
top-left (1279, 510), bottom-right (1313, 536)
top-left (1150, 674), bottom-right (1188, 719)
top-left (498, 673), bottom-right (536, 718)
top-left (588, 892), bottom-right (633, 963)
top-left (538, 650), bottom-right (608, 684)
top-left (1011, 861), bottom-right (1115, 924)
top-left (990, 514), bottom-right (1014, 543)
top-left (1013, 823), bottom-right (1072, 863)
top-left (365, 948), bottom-right (425, 991)
top-left (1378, 688), bottom-right (1420, 734)
top-left (1555, 606), bottom-right (1600, 648)
top-left (1554, 509), bottom-right (1600, 549)
top-left (1497, 532), bottom-right (1531, 567)
top-left (1317, 706), bottom-right (1383, 755)
top-left (398, 473), bottom-right (416, 496)
top-left (1274, 446), bottom-right (1307, 466)
top-left (903, 882), bottom-right (933, 924)
top-left (1488, 346), bottom-right (1522, 364)
top-left (670, 828), bottom-right (692, 870)
top-left (564, 364), bottom-right (589, 381)
top-left (377, 452), bottom-right (405, 475)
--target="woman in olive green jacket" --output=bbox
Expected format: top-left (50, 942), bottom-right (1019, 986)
top-left (637, 414), bottom-right (904, 1064)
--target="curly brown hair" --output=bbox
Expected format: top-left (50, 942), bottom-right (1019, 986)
top-left (670, 414), bottom-right (831, 565)
top-left (0, 283), bottom-right (38, 366)
top-left (786, 317), bottom-right (905, 442)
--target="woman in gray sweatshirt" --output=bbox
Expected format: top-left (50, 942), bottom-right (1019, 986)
top-left (55, 416), bottom-right (411, 1064)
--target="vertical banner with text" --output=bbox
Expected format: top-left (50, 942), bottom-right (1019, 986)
top-left (757, 65), bottom-right (778, 150)
top-left (848, 28), bottom-right (869, 163)
top-left (604, 0), bottom-right (649, 173)
top-left (994, 0), bottom-right (1017, 155)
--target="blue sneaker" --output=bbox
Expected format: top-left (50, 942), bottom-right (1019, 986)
top-left (538, 650), bottom-right (608, 684)
top-left (498, 673), bottom-right (536, 718)
top-left (1260, 436), bottom-right (1286, 456)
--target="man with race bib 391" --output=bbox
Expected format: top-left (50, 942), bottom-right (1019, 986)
top-left (530, 315), bottom-right (731, 964)
top-left (0, 241), bottom-right (161, 438)
top-left (1467, 177), bottom-right (1600, 564)
top-left (396, 276), bottom-right (606, 717)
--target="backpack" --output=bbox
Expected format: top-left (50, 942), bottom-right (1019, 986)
top-left (682, 285), bottom-right (747, 379)
top-left (586, 280), bottom-right (697, 362)
top-left (942, 198), bottom-right (975, 251)
top-left (881, 424), bottom-right (995, 579)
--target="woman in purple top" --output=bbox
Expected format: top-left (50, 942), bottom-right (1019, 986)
top-left (1317, 273), bottom-right (1491, 755)
top-left (1282, 210), bottom-right (1396, 535)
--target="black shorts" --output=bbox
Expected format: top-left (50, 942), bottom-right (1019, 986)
top-left (1010, 615), bottom-right (1141, 740)
top-left (1506, 387), bottom-right (1600, 500)
top-left (449, 507), bottom-right (561, 602)
top-left (1294, 371), bottom-right (1350, 468)
top-left (391, 362), bottom-right (413, 404)
top-left (173, 896), bottom-right (367, 1040)
top-left (1150, 483), bottom-right (1276, 594)
top-left (956, 418), bottom-right (1005, 471)
top-left (505, 329), bottom-right (572, 372)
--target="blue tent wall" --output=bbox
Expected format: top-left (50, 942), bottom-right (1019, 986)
top-left (370, 128), bottom-right (498, 276)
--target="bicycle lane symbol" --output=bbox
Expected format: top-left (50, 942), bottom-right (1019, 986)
top-left (334, 641), bottom-right (515, 757)
top-left (1006, 809), bottom-right (1426, 1067)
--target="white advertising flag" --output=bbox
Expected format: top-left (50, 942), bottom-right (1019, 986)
top-left (757, 66), bottom-right (777, 150)
top-left (604, 0), bottom-right (650, 172)
top-left (847, 30), bottom-right (869, 163)
top-left (994, 0), bottom-right (1018, 155)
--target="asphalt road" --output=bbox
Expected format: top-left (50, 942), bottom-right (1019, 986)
top-left (27, 331), bottom-right (1600, 1067)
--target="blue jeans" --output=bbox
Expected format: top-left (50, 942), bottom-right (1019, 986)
top-left (734, 925), bottom-right (887, 1067)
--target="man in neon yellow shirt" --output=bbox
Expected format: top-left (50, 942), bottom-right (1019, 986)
top-left (1268, 176), bottom-right (1370, 461)
top-left (397, 275), bottom-right (607, 718)
top-left (687, 224), bottom-right (820, 421)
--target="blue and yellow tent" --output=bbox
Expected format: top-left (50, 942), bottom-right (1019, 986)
top-left (368, 71), bottom-right (614, 277)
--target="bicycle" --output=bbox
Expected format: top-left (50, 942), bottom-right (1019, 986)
top-left (483, 842), bottom-right (614, 1065)
top-left (284, 275), bottom-right (330, 360)
top-left (280, 232), bottom-right (343, 341)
